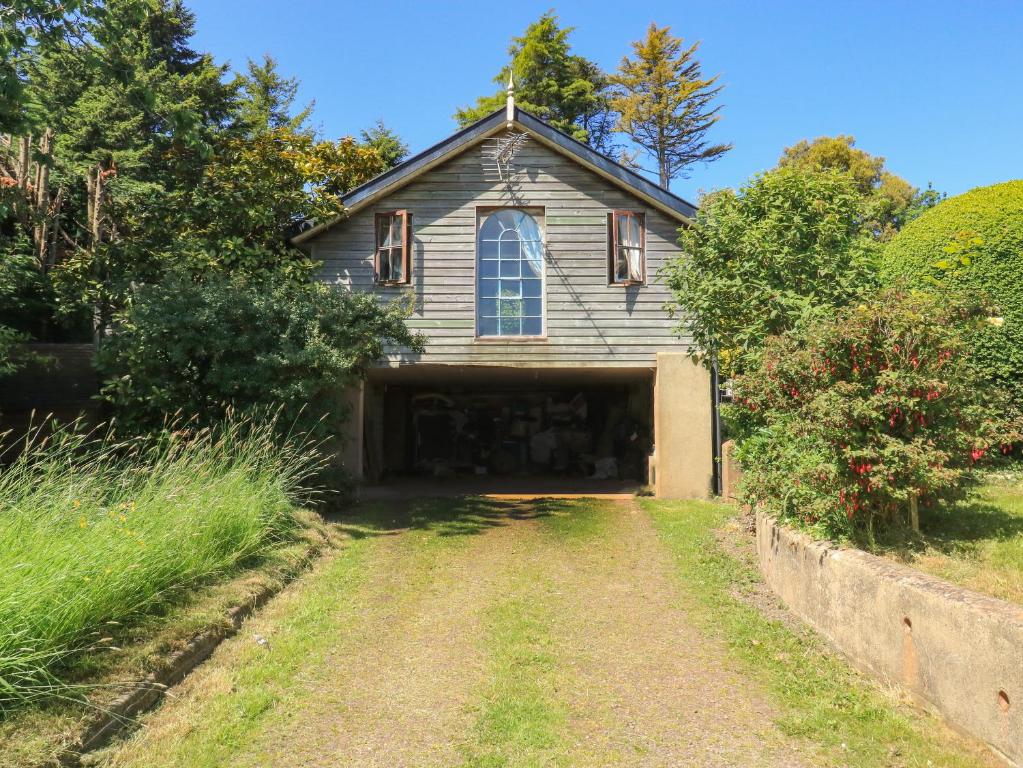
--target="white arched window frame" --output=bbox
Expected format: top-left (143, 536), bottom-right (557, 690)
top-left (476, 209), bottom-right (545, 338)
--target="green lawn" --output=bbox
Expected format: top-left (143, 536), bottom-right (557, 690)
top-left (80, 495), bottom-right (999, 768)
top-left (860, 478), bottom-right (1023, 605)
top-left (644, 498), bottom-right (998, 768)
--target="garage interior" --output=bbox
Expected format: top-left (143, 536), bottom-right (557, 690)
top-left (361, 366), bottom-right (655, 488)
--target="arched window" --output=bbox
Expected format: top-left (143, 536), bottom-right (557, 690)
top-left (476, 209), bottom-right (544, 337)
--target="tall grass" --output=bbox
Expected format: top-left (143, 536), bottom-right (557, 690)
top-left (0, 416), bottom-right (323, 712)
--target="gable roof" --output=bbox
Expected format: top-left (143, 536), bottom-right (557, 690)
top-left (291, 107), bottom-right (698, 245)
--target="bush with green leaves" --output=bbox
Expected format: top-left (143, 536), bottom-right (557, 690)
top-left (664, 166), bottom-right (878, 376)
top-left (96, 274), bottom-right (424, 442)
top-left (881, 180), bottom-right (1023, 415)
top-left (730, 289), bottom-right (1017, 538)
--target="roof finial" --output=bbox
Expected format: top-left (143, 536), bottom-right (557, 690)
top-left (506, 72), bottom-right (515, 127)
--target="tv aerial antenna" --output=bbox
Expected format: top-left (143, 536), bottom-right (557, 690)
top-left (481, 74), bottom-right (529, 181)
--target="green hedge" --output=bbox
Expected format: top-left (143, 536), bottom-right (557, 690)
top-left (881, 180), bottom-right (1023, 412)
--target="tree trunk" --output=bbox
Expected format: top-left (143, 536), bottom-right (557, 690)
top-left (17, 133), bottom-right (30, 189)
top-left (657, 125), bottom-right (669, 190)
top-left (87, 164), bottom-right (108, 344)
top-left (46, 187), bottom-right (63, 272)
top-left (33, 129), bottom-right (53, 266)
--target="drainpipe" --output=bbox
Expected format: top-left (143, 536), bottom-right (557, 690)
top-left (710, 360), bottom-right (723, 496)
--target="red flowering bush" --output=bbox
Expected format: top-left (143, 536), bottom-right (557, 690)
top-left (730, 289), bottom-right (1019, 537)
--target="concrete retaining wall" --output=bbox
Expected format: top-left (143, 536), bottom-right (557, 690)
top-left (756, 513), bottom-right (1023, 765)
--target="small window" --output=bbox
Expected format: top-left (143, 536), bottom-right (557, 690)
top-left (608, 210), bottom-right (645, 285)
top-left (374, 210), bottom-right (411, 284)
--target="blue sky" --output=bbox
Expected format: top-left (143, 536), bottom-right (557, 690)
top-left (186, 0), bottom-right (1023, 203)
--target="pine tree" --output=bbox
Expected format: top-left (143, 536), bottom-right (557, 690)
top-left (455, 12), bottom-right (615, 154)
top-left (360, 120), bottom-right (409, 168)
top-left (26, 0), bottom-right (236, 334)
top-left (233, 54), bottom-right (313, 135)
top-left (610, 24), bottom-right (731, 189)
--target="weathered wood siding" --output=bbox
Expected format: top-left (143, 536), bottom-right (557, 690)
top-left (309, 132), bottom-right (690, 366)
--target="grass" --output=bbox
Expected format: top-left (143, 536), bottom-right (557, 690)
top-left (0, 520), bottom-right (329, 768)
top-left (101, 532), bottom-right (376, 768)
top-left (99, 497), bottom-right (604, 768)
top-left (458, 500), bottom-right (608, 768)
top-left (860, 478), bottom-right (1023, 604)
top-left (99, 497), bottom-right (535, 768)
top-left (459, 591), bottom-right (567, 768)
top-left (47, 494), bottom-right (999, 767)
top-left (0, 417), bottom-right (320, 712)
top-left (645, 498), bottom-right (997, 768)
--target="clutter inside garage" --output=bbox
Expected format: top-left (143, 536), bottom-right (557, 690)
top-left (370, 380), bottom-right (653, 483)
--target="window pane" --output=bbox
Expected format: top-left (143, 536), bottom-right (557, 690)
top-left (479, 316), bottom-right (499, 336)
top-left (499, 280), bottom-right (521, 298)
top-left (615, 249), bottom-right (629, 281)
top-left (479, 259), bottom-right (499, 278)
top-left (618, 213), bottom-right (641, 248)
top-left (521, 256), bottom-right (542, 278)
top-left (522, 317), bottom-right (542, 336)
top-left (500, 260), bottom-right (520, 278)
top-left (499, 236), bottom-right (521, 260)
top-left (512, 210), bottom-right (542, 241)
top-left (378, 216), bottom-right (392, 247)
top-left (391, 215), bottom-right (404, 246)
top-left (500, 299), bottom-right (522, 317)
top-left (478, 298), bottom-right (497, 316)
top-left (390, 249), bottom-right (404, 281)
top-left (480, 278), bottom-right (499, 297)
top-left (523, 298), bottom-right (541, 317)
top-left (378, 250), bottom-right (392, 281)
top-left (522, 279), bottom-right (541, 298)
top-left (627, 248), bottom-right (642, 281)
top-left (479, 239), bottom-right (500, 259)
top-left (500, 316), bottom-right (520, 335)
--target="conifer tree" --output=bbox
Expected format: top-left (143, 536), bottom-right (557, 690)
top-left (455, 12), bottom-right (615, 154)
top-left (233, 54), bottom-right (313, 135)
top-left (610, 24), bottom-right (730, 189)
top-left (27, 0), bottom-right (235, 334)
top-left (360, 120), bottom-right (409, 168)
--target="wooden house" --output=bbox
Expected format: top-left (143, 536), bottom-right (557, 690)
top-left (292, 84), bottom-right (714, 497)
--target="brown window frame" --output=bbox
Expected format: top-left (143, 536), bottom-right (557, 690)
top-left (607, 210), bottom-right (646, 286)
top-left (374, 209), bottom-right (411, 285)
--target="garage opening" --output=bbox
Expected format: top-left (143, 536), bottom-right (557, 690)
top-left (363, 367), bottom-right (654, 488)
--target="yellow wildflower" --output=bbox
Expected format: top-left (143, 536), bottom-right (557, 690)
top-left (78, 517), bottom-right (88, 529)
top-left (72, 499), bottom-right (81, 508)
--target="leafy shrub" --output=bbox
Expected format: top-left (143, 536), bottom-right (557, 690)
top-left (730, 290), bottom-right (1018, 538)
top-left (96, 273), bottom-right (424, 441)
top-left (664, 167), bottom-right (878, 376)
top-left (881, 180), bottom-right (1023, 415)
top-left (0, 416), bottom-right (320, 710)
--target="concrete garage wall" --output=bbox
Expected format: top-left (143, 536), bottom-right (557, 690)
top-left (757, 513), bottom-right (1023, 765)
top-left (653, 352), bottom-right (712, 498)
